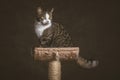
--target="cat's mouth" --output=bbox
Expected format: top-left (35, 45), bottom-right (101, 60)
top-left (41, 21), bottom-right (50, 25)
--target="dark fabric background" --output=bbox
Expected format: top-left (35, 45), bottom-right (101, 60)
top-left (0, 0), bottom-right (119, 80)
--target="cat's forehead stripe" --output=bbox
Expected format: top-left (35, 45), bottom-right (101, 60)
top-left (45, 13), bottom-right (50, 19)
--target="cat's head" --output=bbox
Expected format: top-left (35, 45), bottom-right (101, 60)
top-left (36, 7), bottom-right (54, 25)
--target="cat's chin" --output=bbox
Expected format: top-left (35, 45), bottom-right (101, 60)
top-left (42, 23), bottom-right (49, 25)
top-left (42, 22), bottom-right (51, 26)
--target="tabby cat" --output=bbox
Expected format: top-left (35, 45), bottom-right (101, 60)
top-left (34, 7), bottom-right (98, 68)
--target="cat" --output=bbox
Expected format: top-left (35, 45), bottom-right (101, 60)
top-left (34, 7), bottom-right (98, 68)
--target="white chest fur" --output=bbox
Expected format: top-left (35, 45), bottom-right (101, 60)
top-left (35, 22), bottom-right (52, 38)
top-left (35, 12), bottom-right (52, 38)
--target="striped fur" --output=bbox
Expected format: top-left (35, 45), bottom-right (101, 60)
top-left (34, 7), bottom-right (98, 68)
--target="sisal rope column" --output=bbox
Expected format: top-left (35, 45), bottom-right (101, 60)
top-left (48, 60), bottom-right (61, 80)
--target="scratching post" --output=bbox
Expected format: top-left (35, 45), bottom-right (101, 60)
top-left (48, 60), bottom-right (61, 80)
top-left (34, 47), bottom-right (79, 80)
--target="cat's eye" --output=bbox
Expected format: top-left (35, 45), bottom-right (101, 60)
top-left (36, 18), bottom-right (40, 21)
top-left (41, 17), bottom-right (44, 19)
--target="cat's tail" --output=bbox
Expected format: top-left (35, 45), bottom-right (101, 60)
top-left (76, 56), bottom-right (99, 69)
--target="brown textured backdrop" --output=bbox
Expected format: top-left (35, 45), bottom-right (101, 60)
top-left (0, 0), bottom-right (119, 80)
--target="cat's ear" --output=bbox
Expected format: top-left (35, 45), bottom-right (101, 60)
top-left (37, 7), bottom-right (42, 15)
top-left (50, 8), bottom-right (54, 13)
